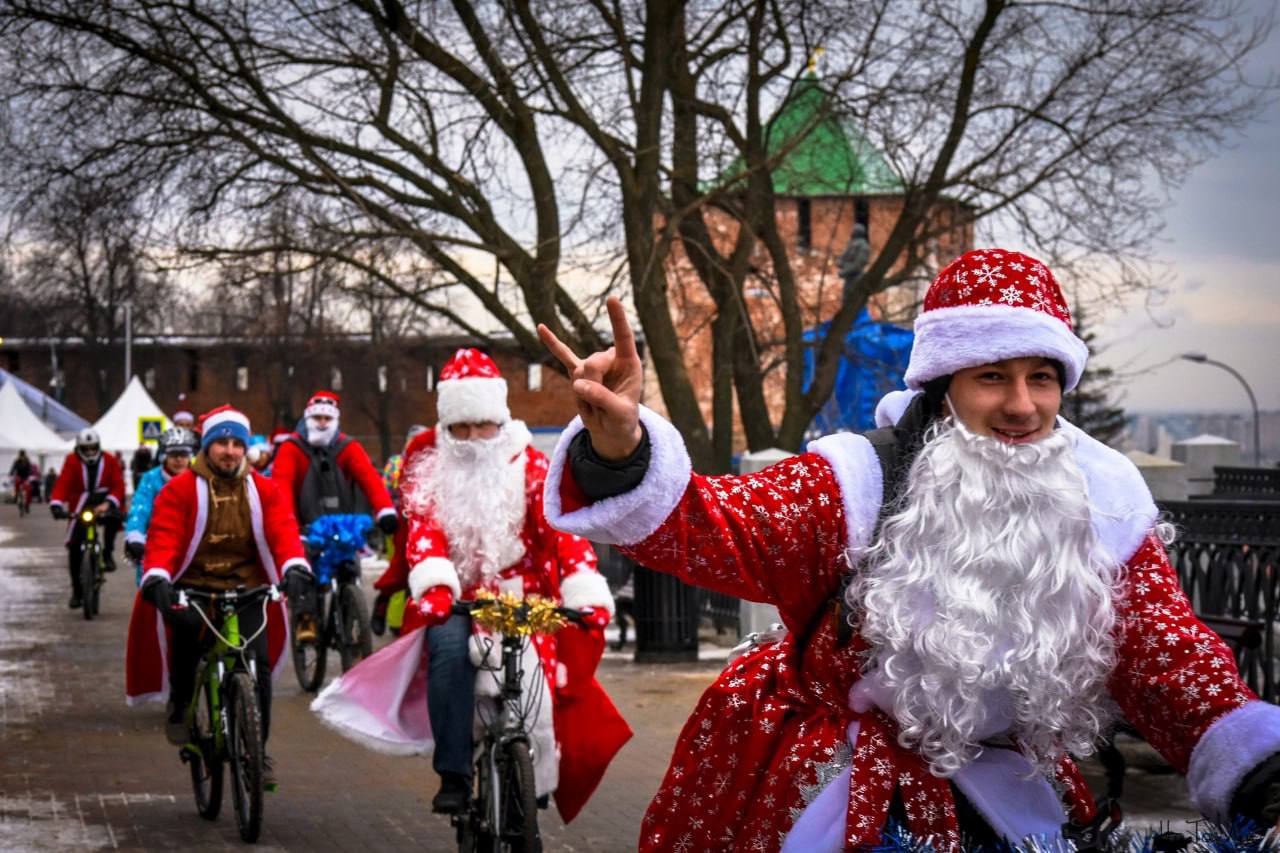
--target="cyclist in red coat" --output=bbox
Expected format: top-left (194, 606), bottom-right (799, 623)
top-left (270, 390), bottom-right (395, 640)
top-left (49, 428), bottom-right (126, 608)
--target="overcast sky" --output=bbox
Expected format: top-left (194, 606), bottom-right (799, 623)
top-left (1093, 1), bottom-right (1280, 413)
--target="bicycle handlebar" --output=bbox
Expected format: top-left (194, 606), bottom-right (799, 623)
top-left (174, 584), bottom-right (282, 609)
top-left (451, 597), bottom-right (590, 629)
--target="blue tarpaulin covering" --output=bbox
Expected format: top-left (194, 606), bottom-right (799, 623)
top-left (0, 368), bottom-right (90, 435)
top-left (802, 309), bottom-right (914, 437)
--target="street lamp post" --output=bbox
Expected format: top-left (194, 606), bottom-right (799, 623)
top-left (123, 301), bottom-right (133, 389)
top-left (1181, 352), bottom-right (1261, 467)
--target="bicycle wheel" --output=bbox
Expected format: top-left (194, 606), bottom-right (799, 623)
top-left (338, 583), bottom-right (373, 672)
top-left (226, 671), bottom-right (264, 843)
top-left (498, 740), bottom-right (540, 853)
top-left (290, 601), bottom-right (326, 692)
top-left (80, 546), bottom-right (96, 621)
top-left (188, 676), bottom-right (224, 820)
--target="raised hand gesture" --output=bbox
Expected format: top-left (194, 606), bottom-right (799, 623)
top-left (537, 296), bottom-right (643, 461)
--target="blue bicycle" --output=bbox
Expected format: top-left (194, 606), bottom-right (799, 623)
top-left (290, 514), bottom-right (374, 692)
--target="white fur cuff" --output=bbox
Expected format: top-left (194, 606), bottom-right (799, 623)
top-left (807, 432), bottom-right (883, 551)
top-left (560, 571), bottom-right (615, 617)
top-left (1187, 700), bottom-right (1280, 820)
top-left (141, 567), bottom-right (172, 585)
top-left (125, 530), bottom-right (146, 546)
top-left (543, 405), bottom-right (693, 546)
top-left (409, 556), bottom-right (460, 600)
top-left (376, 507), bottom-right (396, 520)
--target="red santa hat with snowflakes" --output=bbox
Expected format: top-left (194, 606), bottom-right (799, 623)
top-left (436, 348), bottom-right (511, 427)
top-left (904, 248), bottom-right (1089, 392)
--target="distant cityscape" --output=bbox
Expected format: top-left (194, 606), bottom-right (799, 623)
top-left (1125, 410), bottom-right (1280, 467)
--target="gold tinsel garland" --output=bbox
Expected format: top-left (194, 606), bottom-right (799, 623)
top-left (470, 589), bottom-right (567, 637)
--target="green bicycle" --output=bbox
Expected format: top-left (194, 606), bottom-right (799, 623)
top-left (175, 585), bottom-right (278, 843)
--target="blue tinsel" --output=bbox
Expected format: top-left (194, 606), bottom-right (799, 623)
top-left (305, 513), bottom-right (372, 585)
top-left (868, 816), bottom-right (1274, 853)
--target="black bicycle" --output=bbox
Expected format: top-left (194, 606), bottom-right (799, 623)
top-left (290, 514), bottom-right (374, 692)
top-left (176, 585), bottom-right (278, 843)
top-left (71, 489), bottom-right (117, 620)
top-left (451, 594), bottom-right (587, 853)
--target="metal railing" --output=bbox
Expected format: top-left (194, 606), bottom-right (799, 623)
top-left (1211, 466), bottom-right (1280, 502)
top-left (1160, 499), bottom-right (1280, 702)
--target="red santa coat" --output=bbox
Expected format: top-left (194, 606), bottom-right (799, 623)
top-left (271, 432), bottom-right (395, 524)
top-left (124, 468), bottom-right (308, 705)
top-left (545, 406), bottom-right (1280, 852)
top-left (335, 424), bottom-right (632, 823)
top-left (49, 451), bottom-right (126, 541)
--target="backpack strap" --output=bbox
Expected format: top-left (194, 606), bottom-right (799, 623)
top-left (835, 425), bottom-right (905, 645)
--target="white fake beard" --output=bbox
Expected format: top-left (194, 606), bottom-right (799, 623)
top-left (849, 419), bottom-right (1119, 777)
top-left (306, 416), bottom-right (339, 447)
top-left (402, 425), bottom-right (527, 588)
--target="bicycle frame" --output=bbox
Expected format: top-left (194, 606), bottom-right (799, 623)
top-left (180, 589), bottom-right (270, 755)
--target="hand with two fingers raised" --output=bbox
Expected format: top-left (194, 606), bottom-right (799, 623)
top-left (536, 296), bottom-right (644, 461)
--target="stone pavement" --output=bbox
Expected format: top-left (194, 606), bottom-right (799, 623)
top-left (0, 512), bottom-right (1203, 851)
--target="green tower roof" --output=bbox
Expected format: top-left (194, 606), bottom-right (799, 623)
top-left (718, 73), bottom-right (902, 197)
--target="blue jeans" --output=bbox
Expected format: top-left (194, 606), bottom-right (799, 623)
top-left (426, 613), bottom-right (475, 778)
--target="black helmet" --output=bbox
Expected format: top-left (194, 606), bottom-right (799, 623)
top-left (159, 426), bottom-right (199, 457)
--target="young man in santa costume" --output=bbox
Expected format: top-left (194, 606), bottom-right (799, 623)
top-left (50, 427), bottom-right (126, 607)
top-left (538, 249), bottom-right (1280, 851)
top-left (126, 406), bottom-right (311, 786)
top-left (271, 390), bottom-right (396, 641)
top-left (311, 348), bottom-right (631, 824)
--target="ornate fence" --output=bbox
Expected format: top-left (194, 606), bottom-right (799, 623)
top-left (1210, 466), bottom-right (1280, 501)
top-left (1159, 499), bottom-right (1280, 702)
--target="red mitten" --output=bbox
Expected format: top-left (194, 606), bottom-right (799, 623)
top-left (417, 585), bottom-right (454, 628)
top-left (577, 606), bottom-right (612, 633)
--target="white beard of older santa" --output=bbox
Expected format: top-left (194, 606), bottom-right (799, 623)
top-left (849, 418), bottom-right (1120, 778)
top-left (402, 424), bottom-right (528, 590)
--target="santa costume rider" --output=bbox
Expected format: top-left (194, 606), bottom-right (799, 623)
top-left (312, 348), bottom-right (631, 823)
top-left (540, 249), bottom-right (1280, 851)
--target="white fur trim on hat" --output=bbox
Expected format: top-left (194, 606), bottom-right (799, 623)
top-left (905, 304), bottom-right (1089, 392)
top-left (1187, 700), bottom-right (1280, 820)
top-left (305, 395), bottom-right (340, 419)
top-left (408, 556), bottom-right (461, 600)
top-left (560, 571), bottom-right (615, 617)
top-left (543, 405), bottom-right (693, 546)
top-left (437, 376), bottom-right (510, 427)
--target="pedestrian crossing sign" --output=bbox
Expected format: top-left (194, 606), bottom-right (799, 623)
top-left (139, 417), bottom-right (165, 443)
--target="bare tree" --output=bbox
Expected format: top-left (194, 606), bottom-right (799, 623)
top-left (3, 177), bottom-right (174, 408)
top-left (0, 0), bottom-right (1269, 469)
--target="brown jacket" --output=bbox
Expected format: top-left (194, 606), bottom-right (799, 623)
top-left (181, 455), bottom-right (263, 590)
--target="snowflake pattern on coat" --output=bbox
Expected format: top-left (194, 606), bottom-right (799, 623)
top-left (609, 454), bottom-right (1255, 852)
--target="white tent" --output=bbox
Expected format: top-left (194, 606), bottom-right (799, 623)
top-left (0, 379), bottom-right (73, 475)
top-left (91, 376), bottom-right (168, 459)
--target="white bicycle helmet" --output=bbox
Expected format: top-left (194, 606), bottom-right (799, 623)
top-left (159, 426), bottom-right (199, 457)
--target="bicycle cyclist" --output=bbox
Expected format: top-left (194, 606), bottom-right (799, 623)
top-left (124, 426), bottom-right (199, 585)
top-left (9, 449), bottom-right (35, 507)
top-left (50, 428), bottom-right (125, 608)
top-left (126, 405), bottom-right (309, 787)
top-left (313, 349), bottom-right (630, 823)
top-left (270, 390), bottom-right (396, 642)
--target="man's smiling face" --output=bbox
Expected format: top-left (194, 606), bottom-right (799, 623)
top-left (944, 357), bottom-right (1063, 444)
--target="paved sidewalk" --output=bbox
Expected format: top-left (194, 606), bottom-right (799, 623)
top-left (0, 513), bottom-right (1201, 851)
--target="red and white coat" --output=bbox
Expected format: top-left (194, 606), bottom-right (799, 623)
top-left (312, 423), bottom-right (631, 824)
top-left (544, 405), bottom-right (1280, 852)
top-left (124, 468), bottom-right (309, 705)
top-left (49, 450), bottom-right (126, 541)
top-left (270, 432), bottom-right (395, 526)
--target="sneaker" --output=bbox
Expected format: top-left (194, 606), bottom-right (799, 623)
top-left (262, 755), bottom-right (277, 789)
top-left (431, 773), bottom-right (469, 814)
top-left (295, 612), bottom-right (318, 644)
top-left (68, 594), bottom-right (82, 609)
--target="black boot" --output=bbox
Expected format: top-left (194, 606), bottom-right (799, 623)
top-left (431, 772), bottom-right (470, 814)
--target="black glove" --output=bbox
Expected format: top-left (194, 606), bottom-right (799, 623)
top-left (50, 505), bottom-right (67, 520)
top-left (125, 541), bottom-right (146, 562)
top-left (377, 513), bottom-right (398, 535)
top-left (141, 576), bottom-right (174, 612)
